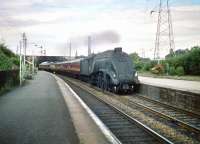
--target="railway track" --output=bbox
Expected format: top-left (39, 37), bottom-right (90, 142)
top-left (125, 95), bottom-right (200, 137)
top-left (91, 80), bottom-right (200, 140)
top-left (60, 76), bottom-right (172, 144)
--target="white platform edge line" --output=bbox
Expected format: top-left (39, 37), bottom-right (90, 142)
top-left (53, 74), bottom-right (122, 144)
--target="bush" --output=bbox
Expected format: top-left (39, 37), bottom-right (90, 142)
top-left (130, 46), bottom-right (200, 76)
top-left (143, 60), bottom-right (157, 71)
top-left (186, 47), bottom-right (200, 75)
top-left (0, 53), bottom-right (13, 70)
top-left (143, 62), bottom-right (152, 71)
top-left (135, 61), bottom-right (143, 71)
top-left (0, 44), bottom-right (15, 57)
top-left (175, 66), bottom-right (185, 76)
top-left (0, 43), bottom-right (19, 71)
top-left (166, 46), bottom-right (200, 75)
top-left (151, 64), bottom-right (164, 74)
top-left (11, 57), bottom-right (19, 66)
top-left (169, 66), bottom-right (176, 75)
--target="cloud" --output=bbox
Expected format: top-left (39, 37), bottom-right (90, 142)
top-left (171, 5), bottom-right (200, 44)
top-left (92, 30), bottom-right (120, 44)
top-left (172, 5), bottom-right (200, 22)
top-left (0, 0), bottom-right (113, 9)
top-left (0, 1), bottom-right (200, 57)
top-left (0, 17), bottom-right (42, 28)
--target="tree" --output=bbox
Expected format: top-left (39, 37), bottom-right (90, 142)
top-left (129, 52), bottom-right (140, 63)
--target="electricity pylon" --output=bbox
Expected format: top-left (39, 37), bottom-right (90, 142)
top-left (152, 0), bottom-right (175, 60)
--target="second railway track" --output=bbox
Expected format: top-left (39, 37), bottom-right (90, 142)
top-left (125, 95), bottom-right (200, 135)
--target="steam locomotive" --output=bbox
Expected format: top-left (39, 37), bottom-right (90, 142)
top-left (39, 47), bottom-right (139, 93)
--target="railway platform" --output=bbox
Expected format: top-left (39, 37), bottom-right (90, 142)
top-left (139, 76), bottom-right (200, 94)
top-left (0, 71), bottom-right (117, 144)
top-left (138, 76), bottom-right (200, 114)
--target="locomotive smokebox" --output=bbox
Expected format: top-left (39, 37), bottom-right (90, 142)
top-left (114, 47), bottom-right (122, 53)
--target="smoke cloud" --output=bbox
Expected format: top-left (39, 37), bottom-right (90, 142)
top-left (70, 30), bottom-right (120, 48)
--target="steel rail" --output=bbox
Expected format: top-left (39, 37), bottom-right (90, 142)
top-left (127, 97), bottom-right (200, 137)
top-left (134, 94), bottom-right (200, 118)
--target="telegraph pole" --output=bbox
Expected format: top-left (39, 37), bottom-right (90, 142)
top-left (88, 36), bottom-right (91, 56)
top-left (43, 49), bottom-right (46, 55)
top-left (75, 50), bottom-right (78, 58)
top-left (32, 55), bottom-right (34, 75)
top-left (69, 41), bottom-right (71, 59)
top-left (16, 45), bottom-right (19, 55)
top-left (65, 44), bottom-right (68, 58)
top-left (19, 33), bottom-right (27, 85)
top-left (19, 41), bottom-right (22, 85)
top-left (40, 46), bottom-right (43, 56)
top-left (22, 33), bottom-right (27, 66)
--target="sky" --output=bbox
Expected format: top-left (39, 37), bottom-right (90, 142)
top-left (0, 0), bottom-right (200, 58)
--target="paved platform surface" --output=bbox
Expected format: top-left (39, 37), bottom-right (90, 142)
top-left (0, 71), bottom-right (79, 144)
top-left (139, 76), bottom-right (200, 94)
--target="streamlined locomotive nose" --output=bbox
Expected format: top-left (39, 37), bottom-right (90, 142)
top-left (118, 74), bottom-right (133, 83)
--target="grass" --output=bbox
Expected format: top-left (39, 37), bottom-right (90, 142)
top-left (138, 71), bottom-right (200, 81)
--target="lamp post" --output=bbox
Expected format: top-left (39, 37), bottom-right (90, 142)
top-left (26, 42), bottom-right (44, 76)
top-left (32, 44), bottom-right (44, 74)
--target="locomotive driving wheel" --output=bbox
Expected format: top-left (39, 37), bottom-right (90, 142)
top-left (112, 85), bottom-right (119, 93)
top-left (105, 75), bottom-right (111, 91)
top-left (97, 73), bottom-right (103, 89)
top-left (97, 73), bottom-right (112, 91)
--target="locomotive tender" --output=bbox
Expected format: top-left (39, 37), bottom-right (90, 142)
top-left (39, 47), bottom-right (139, 93)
